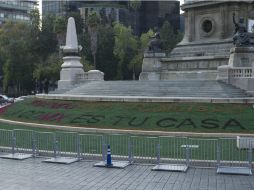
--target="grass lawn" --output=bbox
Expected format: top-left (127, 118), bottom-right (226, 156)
top-left (0, 98), bottom-right (253, 133)
top-left (0, 98), bottom-right (252, 163)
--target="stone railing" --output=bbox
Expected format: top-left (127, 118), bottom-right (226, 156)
top-left (76, 73), bottom-right (89, 81)
top-left (76, 70), bottom-right (104, 83)
top-left (217, 66), bottom-right (253, 84)
top-left (218, 67), bottom-right (254, 95)
top-left (229, 67), bottom-right (252, 78)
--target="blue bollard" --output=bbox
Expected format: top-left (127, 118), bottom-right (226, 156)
top-left (106, 144), bottom-right (113, 167)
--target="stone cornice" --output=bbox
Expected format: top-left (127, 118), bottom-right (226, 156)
top-left (181, 1), bottom-right (253, 11)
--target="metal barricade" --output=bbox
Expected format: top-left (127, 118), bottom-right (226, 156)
top-left (0, 129), bottom-right (33, 160)
top-left (0, 129), bottom-right (13, 154)
top-left (189, 138), bottom-right (218, 168)
top-left (35, 131), bottom-right (55, 157)
top-left (152, 136), bottom-right (189, 172)
top-left (104, 134), bottom-right (131, 162)
top-left (79, 134), bottom-right (103, 161)
top-left (158, 136), bottom-right (188, 165)
top-left (14, 129), bottom-right (34, 154)
top-left (131, 136), bottom-right (158, 164)
top-left (55, 132), bottom-right (80, 158)
top-left (93, 134), bottom-right (132, 168)
top-left (42, 132), bottom-right (80, 164)
top-left (217, 137), bottom-right (252, 175)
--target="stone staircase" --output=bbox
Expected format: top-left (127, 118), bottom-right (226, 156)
top-left (53, 80), bottom-right (251, 98)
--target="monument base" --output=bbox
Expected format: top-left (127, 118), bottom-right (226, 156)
top-left (217, 47), bottom-right (254, 93)
top-left (160, 70), bottom-right (218, 80)
top-left (228, 47), bottom-right (254, 67)
top-left (139, 42), bottom-right (231, 81)
top-left (141, 52), bottom-right (165, 73)
top-left (58, 80), bottom-right (78, 90)
top-left (87, 70), bottom-right (104, 81)
top-left (140, 70), bottom-right (218, 81)
top-left (139, 72), bottom-right (161, 80)
top-left (58, 56), bottom-right (84, 90)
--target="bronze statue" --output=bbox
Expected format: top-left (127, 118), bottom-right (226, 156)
top-left (232, 13), bottom-right (250, 47)
top-left (148, 30), bottom-right (162, 52)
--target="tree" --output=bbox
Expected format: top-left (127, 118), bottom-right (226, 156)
top-left (160, 21), bottom-right (183, 54)
top-left (29, 9), bottom-right (41, 54)
top-left (53, 16), bottom-right (66, 46)
top-left (140, 29), bottom-right (154, 50)
top-left (33, 53), bottom-right (62, 82)
top-left (113, 23), bottom-right (138, 80)
top-left (0, 22), bottom-right (36, 95)
top-left (97, 25), bottom-right (118, 80)
top-left (38, 14), bottom-right (58, 60)
top-left (87, 12), bottom-right (100, 69)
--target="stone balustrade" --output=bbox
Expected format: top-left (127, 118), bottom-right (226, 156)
top-left (229, 67), bottom-right (252, 78)
top-left (76, 73), bottom-right (88, 81)
top-left (76, 70), bottom-right (104, 83)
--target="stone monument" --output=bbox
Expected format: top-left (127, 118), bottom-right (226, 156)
top-left (58, 17), bottom-right (84, 90)
top-left (139, 0), bottom-right (254, 81)
top-left (58, 17), bottom-right (104, 90)
top-left (139, 30), bottom-right (165, 80)
top-left (217, 12), bottom-right (254, 94)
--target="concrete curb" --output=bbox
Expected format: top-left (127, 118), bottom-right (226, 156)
top-left (0, 118), bottom-right (253, 138)
top-left (36, 94), bottom-right (254, 103)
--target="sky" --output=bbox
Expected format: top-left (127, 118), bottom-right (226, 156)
top-left (38, 0), bottom-right (184, 15)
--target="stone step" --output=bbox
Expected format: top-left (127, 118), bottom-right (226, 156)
top-left (57, 80), bottom-right (250, 98)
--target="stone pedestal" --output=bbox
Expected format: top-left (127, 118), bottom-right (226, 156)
top-left (139, 52), bottom-right (165, 81)
top-left (87, 70), bottom-right (104, 81)
top-left (58, 56), bottom-right (84, 90)
top-left (216, 65), bottom-right (231, 83)
top-left (217, 47), bottom-right (254, 94)
top-left (228, 47), bottom-right (254, 68)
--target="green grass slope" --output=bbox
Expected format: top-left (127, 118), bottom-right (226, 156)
top-left (0, 98), bottom-right (253, 133)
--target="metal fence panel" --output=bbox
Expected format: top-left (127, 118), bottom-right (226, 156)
top-left (104, 134), bottom-right (130, 161)
top-left (189, 138), bottom-right (218, 168)
top-left (0, 129), bottom-right (13, 154)
top-left (55, 132), bottom-right (79, 158)
top-left (79, 134), bottom-right (103, 161)
top-left (219, 138), bottom-right (251, 168)
top-left (35, 132), bottom-right (55, 157)
top-left (14, 129), bottom-right (34, 154)
top-left (131, 136), bottom-right (158, 164)
top-left (159, 136), bottom-right (188, 165)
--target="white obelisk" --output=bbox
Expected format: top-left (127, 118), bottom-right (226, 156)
top-left (58, 17), bottom-right (84, 90)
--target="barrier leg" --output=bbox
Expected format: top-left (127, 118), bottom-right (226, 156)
top-left (128, 136), bottom-right (133, 164)
top-left (102, 136), bottom-right (106, 161)
top-left (248, 141), bottom-right (253, 169)
top-left (156, 143), bottom-right (160, 165)
top-left (217, 140), bottom-right (221, 167)
top-left (76, 134), bottom-right (81, 160)
top-left (53, 134), bottom-right (60, 158)
top-left (186, 145), bottom-right (190, 167)
top-left (32, 131), bottom-right (37, 158)
top-left (11, 131), bottom-right (16, 155)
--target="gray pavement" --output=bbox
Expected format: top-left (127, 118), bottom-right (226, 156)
top-left (0, 158), bottom-right (253, 190)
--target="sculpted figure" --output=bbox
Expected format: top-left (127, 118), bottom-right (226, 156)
top-left (148, 30), bottom-right (162, 52)
top-left (232, 13), bottom-right (250, 47)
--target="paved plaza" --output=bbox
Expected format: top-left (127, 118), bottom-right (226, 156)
top-left (0, 158), bottom-right (253, 190)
